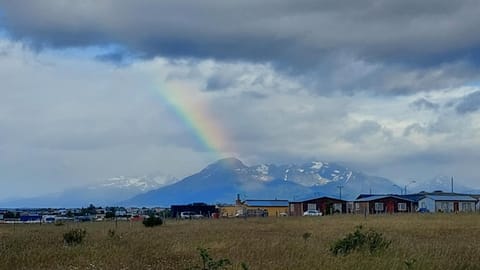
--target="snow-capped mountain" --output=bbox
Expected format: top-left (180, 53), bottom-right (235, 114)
top-left (96, 175), bottom-right (174, 192)
top-left (1, 174), bottom-right (177, 208)
top-left (124, 158), bottom-right (398, 206)
top-left (408, 175), bottom-right (479, 194)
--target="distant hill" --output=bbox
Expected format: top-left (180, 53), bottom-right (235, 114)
top-left (0, 174), bottom-right (176, 208)
top-left (123, 157), bottom-right (400, 206)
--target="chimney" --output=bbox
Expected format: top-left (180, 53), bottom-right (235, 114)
top-left (235, 194), bottom-right (241, 206)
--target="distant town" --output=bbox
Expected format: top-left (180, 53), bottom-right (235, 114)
top-left (2, 190), bottom-right (479, 224)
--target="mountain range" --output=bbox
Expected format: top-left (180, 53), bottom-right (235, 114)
top-left (2, 158), bottom-right (478, 208)
top-left (0, 174), bottom-right (176, 208)
top-left (123, 158), bottom-right (402, 206)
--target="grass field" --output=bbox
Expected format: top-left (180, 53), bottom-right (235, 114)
top-left (1, 213), bottom-right (480, 269)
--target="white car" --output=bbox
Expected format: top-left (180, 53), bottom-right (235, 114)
top-left (180, 211), bottom-right (195, 219)
top-left (303, 210), bottom-right (322, 216)
top-left (180, 211), bottom-right (204, 219)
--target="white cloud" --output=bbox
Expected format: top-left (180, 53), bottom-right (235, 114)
top-left (1, 37), bottom-right (480, 198)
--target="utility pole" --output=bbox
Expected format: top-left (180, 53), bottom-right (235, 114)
top-left (404, 180), bottom-right (416, 195)
top-left (451, 176), bottom-right (454, 193)
top-left (337, 185), bottom-right (344, 200)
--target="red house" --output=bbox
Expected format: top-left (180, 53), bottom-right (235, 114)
top-left (354, 195), bottom-right (416, 214)
top-left (289, 195), bottom-right (347, 216)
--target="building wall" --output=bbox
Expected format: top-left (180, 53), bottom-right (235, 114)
top-left (419, 197), bottom-right (435, 212)
top-left (459, 202), bottom-right (476, 212)
top-left (289, 203), bottom-right (303, 216)
top-left (297, 198), bottom-right (346, 215)
top-left (355, 198), bottom-right (414, 214)
top-left (219, 206), bottom-right (239, 217)
top-left (435, 201), bottom-right (453, 212)
top-left (251, 206), bottom-right (288, 217)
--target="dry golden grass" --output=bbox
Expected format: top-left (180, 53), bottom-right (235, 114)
top-left (1, 213), bottom-right (480, 269)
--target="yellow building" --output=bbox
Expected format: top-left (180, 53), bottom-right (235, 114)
top-left (241, 199), bottom-right (289, 217)
top-left (219, 197), bottom-right (289, 217)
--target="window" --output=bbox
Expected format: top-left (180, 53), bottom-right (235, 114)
top-left (462, 202), bottom-right (472, 212)
top-left (374, 202), bottom-right (384, 212)
top-left (307, 203), bottom-right (316, 210)
top-left (355, 203), bottom-right (360, 210)
top-left (398, 203), bottom-right (407, 211)
top-left (441, 202), bottom-right (449, 212)
top-left (290, 204), bottom-right (295, 211)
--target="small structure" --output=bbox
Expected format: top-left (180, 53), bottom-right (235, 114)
top-left (171, 203), bottom-right (217, 218)
top-left (19, 215), bottom-right (42, 223)
top-left (289, 195), bottom-right (346, 216)
top-left (418, 194), bottom-right (477, 213)
top-left (354, 195), bottom-right (416, 214)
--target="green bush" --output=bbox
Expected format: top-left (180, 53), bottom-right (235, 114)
top-left (142, 215), bottom-right (163, 227)
top-left (63, 228), bottom-right (86, 246)
top-left (330, 225), bottom-right (391, 256)
top-left (107, 229), bottom-right (116, 238)
top-left (188, 248), bottom-right (231, 270)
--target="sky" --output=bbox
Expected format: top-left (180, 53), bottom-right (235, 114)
top-left (1, 1), bottom-right (480, 198)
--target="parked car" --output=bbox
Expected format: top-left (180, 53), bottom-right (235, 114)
top-left (303, 210), bottom-right (322, 216)
top-left (180, 211), bottom-right (195, 219)
top-left (417, 208), bottom-right (430, 213)
top-left (180, 211), bottom-right (204, 219)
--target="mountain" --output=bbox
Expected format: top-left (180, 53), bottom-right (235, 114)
top-left (123, 158), bottom-right (399, 206)
top-left (408, 175), bottom-right (480, 194)
top-left (0, 174), bottom-right (176, 208)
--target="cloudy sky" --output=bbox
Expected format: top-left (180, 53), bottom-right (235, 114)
top-left (1, 0), bottom-right (480, 198)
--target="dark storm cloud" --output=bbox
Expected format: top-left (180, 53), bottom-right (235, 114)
top-left (455, 91), bottom-right (480, 114)
top-left (2, 1), bottom-right (480, 74)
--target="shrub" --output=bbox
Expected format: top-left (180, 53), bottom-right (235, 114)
top-left (63, 228), bottom-right (86, 246)
top-left (188, 248), bottom-right (231, 270)
top-left (142, 215), bottom-right (163, 227)
top-left (330, 225), bottom-right (390, 256)
top-left (107, 229), bottom-right (116, 238)
top-left (302, 232), bottom-right (312, 243)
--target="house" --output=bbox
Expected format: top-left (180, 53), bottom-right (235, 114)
top-left (242, 199), bottom-right (289, 217)
top-left (289, 195), bottom-right (347, 216)
top-left (418, 194), bottom-right (477, 213)
top-left (354, 195), bottom-right (416, 214)
top-left (469, 195), bottom-right (480, 211)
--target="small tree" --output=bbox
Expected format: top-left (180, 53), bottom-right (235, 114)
top-left (188, 248), bottom-right (231, 270)
top-left (143, 214), bottom-right (163, 227)
top-left (63, 228), bottom-right (86, 246)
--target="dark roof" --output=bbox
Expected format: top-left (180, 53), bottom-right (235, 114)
top-left (356, 192), bottom-right (480, 202)
top-left (291, 194), bottom-right (345, 203)
top-left (244, 200), bottom-right (289, 207)
top-left (355, 195), bottom-right (417, 202)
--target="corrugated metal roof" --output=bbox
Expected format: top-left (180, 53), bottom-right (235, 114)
top-left (244, 200), bottom-right (289, 207)
top-left (425, 195), bottom-right (477, 201)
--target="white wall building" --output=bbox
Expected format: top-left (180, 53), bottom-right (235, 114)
top-left (418, 195), bottom-right (477, 213)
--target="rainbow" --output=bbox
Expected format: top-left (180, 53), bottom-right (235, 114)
top-left (152, 79), bottom-right (233, 158)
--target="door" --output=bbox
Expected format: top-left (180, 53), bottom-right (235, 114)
top-left (454, 202), bottom-right (459, 212)
top-left (386, 201), bottom-right (395, 213)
